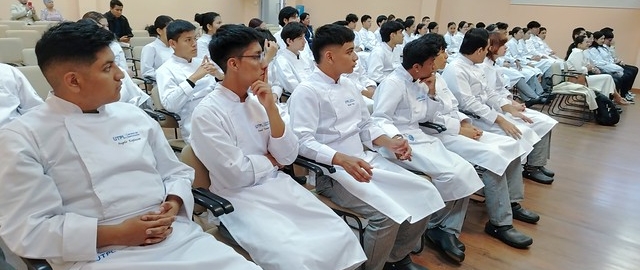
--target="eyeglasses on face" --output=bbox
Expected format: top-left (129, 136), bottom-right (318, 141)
top-left (237, 51), bottom-right (265, 62)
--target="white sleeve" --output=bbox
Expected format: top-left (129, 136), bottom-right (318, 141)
top-left (12, 68), bottom-right (43, 114)
top-left (566, 51), bottom-right (589, 74)
top-left (289, 85), bottom-right (338, 165)
top-left (442, 66), bottom-right (499, 124)
top-left (146, 116), bottom-right (195, 219)
top-left (0, 129), bottom-right (99, 261)
top-left (140, 44), bottom-right (157, 79)
top-left (119, 67), bottom-right (151, 107)
top-left (155, 66), bottom-right (196, 113)
top-left (191, 105), bottom-right (276, 189)
top-left (367, 49), bottom-right (385, 83)
top-left (10, 4), bottom-right (27, 20)
top-left (274, 56), bottom-right (301, 93)
top-left (371, 78), bottom-right (403, 137)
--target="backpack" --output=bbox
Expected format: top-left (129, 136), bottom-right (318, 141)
top-left (593, 91), bottom-right (620, 126)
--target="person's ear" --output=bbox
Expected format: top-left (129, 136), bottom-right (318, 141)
top-left (62, 71), bottom-right (81, 94)
top-left (168, 39), bottom-right (177, 49)
top-left (227, 57), bottom-right (240, 72)
top-left (324, 50), bottom-right (334, 64)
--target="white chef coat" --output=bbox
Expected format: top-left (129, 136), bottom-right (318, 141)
top-left (0, 63), bottom-right (43, 128)
top-left (371, 67), bottom-right (484, 200)
top-left (367, 43), bottom-right (398, 83)
top-left (358, 28), bottom-right (378, 51)
top-left (0, 96), bottom-right (259, 270)
top-left (156, 54), bottom-right (216, 142)
top-left (190, 84), bottom-right (366, 270)
top-left (273, 48), bottom-right (315, 94)
top-left (288, 68), bottom-right (445, 224)
top-left (566, 48), bottom-right (617, 97)
top-left (140, 38), bottom-right (174, 79)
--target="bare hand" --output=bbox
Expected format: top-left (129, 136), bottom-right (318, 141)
top-left (511, 111), bottom-right (533, 123)
top-left (496, 116), bottom-right (522, 139)
top-left (252, 80), bottom-right (276, 110)
top-left (512, 100), bottom-right (526, 111)
top-left (387, 137), bottom-right (412, 161)
top-left (264, 40), bottom-right (278, 64)
top-left (361, 86), bottom-right (375, 99)
top-left (332, 153), bottom-right (373, 182)
top-left (117, 214), bottom-right (176, 246)
top-left (459, 126), bottom-right (482, 140)
top-left (419, 73), bottom-right (436, 96)
top-left (515, 61), bottom-right (523, 71)
top-left (119, 36), bottom-right (130, 43)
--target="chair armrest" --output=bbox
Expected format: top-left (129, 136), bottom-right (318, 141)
top-left (155, 109), bottom-right (181, 121)
top-left (459, 110), bottom-right (481, 119)
top-left (293, 156), bottom-right (337, 176)
top-left (418, 122), bottom-right (447, 133)
top-left (143, 109), bottom-right (166, 121)
top-left (192, 188), bottom-right (234, 215)
top-left (133, 76), bottom-right (156, 85)
top-left (21, 258), bottom-right (52, 270)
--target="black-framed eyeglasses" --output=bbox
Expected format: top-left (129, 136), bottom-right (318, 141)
top-left (237, 51), bottom-right (265, 63)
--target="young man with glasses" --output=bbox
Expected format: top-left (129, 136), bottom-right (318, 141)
top-left (190, 24), bottom-right (366, 270)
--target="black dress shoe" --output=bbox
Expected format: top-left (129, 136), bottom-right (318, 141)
top-left (539, 166), bottom-right (555, 177)
top-left (426, 228), bottom-right (465, 263)
top-left (524, 98), bottom-right (538, 108)
top-left (522, 169), bottom-right (554, 184)
top-left (452, 235), bottom-right (466, 251)
top-left (511, 203), bottom-right (540, 224)
top-left (484, 222), bottom-right (533, 249)
top-left (383, 255), bottom-right (429, 270)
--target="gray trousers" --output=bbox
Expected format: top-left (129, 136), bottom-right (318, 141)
top-left (427, 197), bottom-right (469, 237)
top-left (527, 132), bottom-right (552, 167)
top-left (317, 177), bottom-right (429, 270)
top-left (0, 248), bottom-right (15, 270)
top-left (480, 158), bottom-right (524, 226)
top-left (517, 77), bottom-right (545, 101)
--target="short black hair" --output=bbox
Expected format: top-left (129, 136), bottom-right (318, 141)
top-left (405, 16), bottom-right (415, 22)
top-left (333, 20), bottom-right (349, 26)
top-left (602, 30), bottom-right (614, 39)
top-left (427, 22), bottom-right (438, 31)
top-left (457, 21), bottom-right (467, 30)
top-left (403, 19), bottom-right (415, 30)
top-left (166, 19), bottom-right (196, 41)
top-left (210, 25), bottom-right (262, 72)
top-left (572, 27), bottom-right (585, 38)
top-left (346, 13), bottom-right (358, 23)
top-left (573, 35), bottom-right (587, 46)
top-left (36, 20), bottom-right (115, 76)
top-left (110, 0), bottom-right (123, 8)
top-left (539, 27), bottom-right (547, 32)
top-left (476, 22), bottom-right (485, 29)
top-left (255, 28), bottom-right (276, 43)
top-left (380, 21), bottom-right (404, 42)
top-left (421, 33), bottom-right (447, 51)
top-left (459, 28), bottom-right (489, 55)
top-left (311, 24), bottom-right (355, 64)
top-left (300, 12), bottom-right (310, 21)
top-left (361, 15), bottom-right (371, 23)
top-left (527, 21), bottom-right (541, 29)
top-left (146, 15), bottom-right (173, 37)
top-left (509, 27), bottom-right (522, 36)
top-left (414, 23), bottom-right (426, 35)
top-left (281, 22), bottom-right (306, 46)
top-left (401, 36), bottom-right (440, 70)
top-left (447, 22), bottom-right (455, 28)
top-left (278, 6), bottom-right (299, 27)
top-left (422, 16), bottom-right (430, 21)
top-left (194, 12), bottom-right (221, 34)
top-left (82, 11), bottom-right (105, 22)
top-left (376, 15), bottom-right (387, 25)
top-left (496, 22), bottom-right (508, 30)
top-left (485, 24), bottom-right (497, 32)
top-left (601, 27), bottom-right (614, 33)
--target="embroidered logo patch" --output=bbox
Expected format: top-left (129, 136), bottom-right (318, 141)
top-left (255, 121), bottom-right (271, 132)
top-left (344, 98), bottom-right (356, 107)
top-left (112, 131), bottom-right (142, 145)
top-left (96, 250), bottom-right (116, 261)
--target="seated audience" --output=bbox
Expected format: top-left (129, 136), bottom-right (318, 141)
top-left (274, 22), bottom-right (315, 94)
top-left (104, 0), bottom-right (133, 43)
top-left (10, 0), bottom-right (39, 23)
top-left (248, 17), bottom-right (266, 29)
top-left (289, 23), bottom-right (444, 270)
top-left (141, 15), bottom-right (174, 80)
top-left (0, 20), bottom-right (260, 270)
top-left (0, 63), bottom-right (44, 128)
top-left (367, 21), bottom-right (405, 83)
top-left (194, 12), bottom-right (222, 59)
top-left (190, 25), bottom-right (366, 270)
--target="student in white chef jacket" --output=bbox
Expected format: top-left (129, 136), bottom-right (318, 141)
top-left (373, 15), bottom-right (387, 44)
top-left (482, 31), bottom-right (557, 183)
top-left (343, 59), bottom-right (376, 112)
top-left (274, 22), bottom-right (315, 95)
top-left (421, 33), bottom-right (536, 249)
top-left (194, 12), bottom-right (222, 59)
top-left (0, 63), bottom-right (44, 127)
top-left (156, 20), bottom-right (221, 143)
top-left (81, 12), bottom-right (129, 73)
top-left (567, 35), bottom-right (627, 105)
top-left (0, 20), bottom-right (259, 270)
top-left (367, 21), bottom-right (405, 84)
top-left (358, 15), bottom-right (378, 52)
top-left (443, 29), bottom-right (556, 185)
top-left (371, 37), bottom-right (484, 263)
top-left (289, 24), bottom-right (443, 270)
top-left (191, 25), bottom-right (366, 270)
top-left (140, 15), bottom-right (174, 80)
